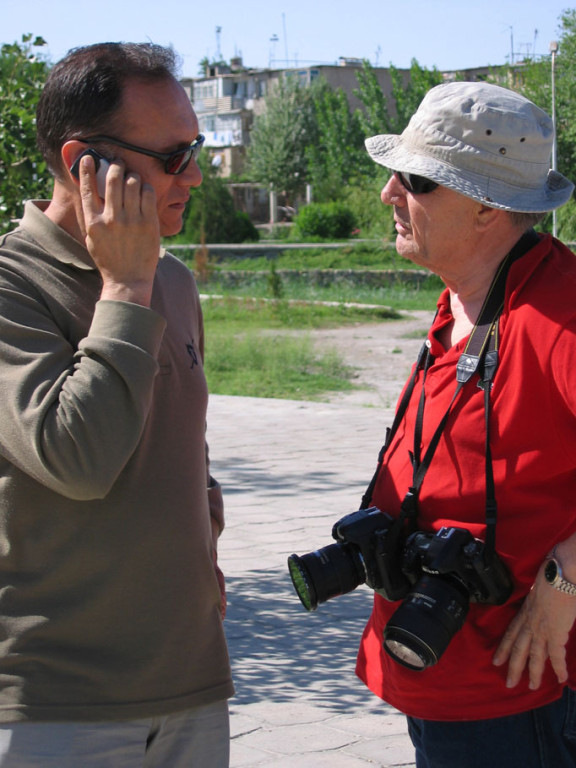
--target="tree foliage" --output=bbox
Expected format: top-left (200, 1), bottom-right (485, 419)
top-left (0, 35), bottom-right (52, 234)
top-left (246, 75), bottom-right (316, 200)
top-left (305, 81), bottom-right (370, 202)
top-left (354, 58), bottom-right (444, 137)
top-left (546, 9), bottom-right (576, 209)
top-left (497, 9), bottom-right (576, 238)
top-left (176, 152), bottom-right (258, 244)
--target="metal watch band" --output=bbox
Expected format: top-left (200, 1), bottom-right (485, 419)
top-left (556, 579), bottom-right (576, 596)
top-left (545, 546), bottom-right (576, 596)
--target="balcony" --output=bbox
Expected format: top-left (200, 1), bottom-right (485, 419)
top-left (193, 96), bottom-right (248, 114)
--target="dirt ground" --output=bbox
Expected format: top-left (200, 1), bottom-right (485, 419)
top-left (310, 309), bottom-right (436, 408)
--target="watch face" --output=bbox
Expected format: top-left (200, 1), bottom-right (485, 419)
top-left (545, 559), bottom-right (559, 584)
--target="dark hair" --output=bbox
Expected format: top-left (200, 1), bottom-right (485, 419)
top-left (36, 42), bottom-right (180, 177)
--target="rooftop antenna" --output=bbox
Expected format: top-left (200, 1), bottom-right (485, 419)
top-left (375, 45), bottom-right (382, 67)
top-left (215, 26), bottom-right (222, 60)
top-left (269, 33), bottom-right (279, 67)
top-left (533, 28), bottom-right (539, 59)
top-left (509, 25), bottom-right (514, 64)
top-left (282, 13), bottom-right (289, 66)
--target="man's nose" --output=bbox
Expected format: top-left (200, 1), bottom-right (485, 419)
top-left (180, 159), bottom-right (203, 188)
top-left (381, 173), bottom-right (407, 206)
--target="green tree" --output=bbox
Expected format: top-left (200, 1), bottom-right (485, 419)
top-left (349, 59), bottom-right (444, 237)
top-left (306, 81), bottom-right (370, 202)
top-left (0, 35), bottom-right (52, 234)
top-left (175, 151), bottom-right (258, 244)
top-left (498, 10), bottom-right (576, 238)
top-left (197, 56), bottom-right (228, 77)
top-left (354, 58), bottom-right (444, 139)
top-left (353, 59), bottom-right (391, 137)
top-left (247, 75), bottom-right (316, 201)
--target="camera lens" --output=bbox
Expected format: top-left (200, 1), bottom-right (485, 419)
top-left (287, 542), bottom-right (366, 611)
top-left (383, 574), bottom-right (469, 670)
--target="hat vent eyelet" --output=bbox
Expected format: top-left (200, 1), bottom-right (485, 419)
top-left (499, 147), bottom-right (507, 155)
top-left (520, 137), bottom-right (526, 142)
top-left (486, 129), bottom-right (492, 135)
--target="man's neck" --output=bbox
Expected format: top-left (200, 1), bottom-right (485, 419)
top-left (439, 229), bottom-right (527, 349)
top-left (44, 184), bottom-right (86, 245)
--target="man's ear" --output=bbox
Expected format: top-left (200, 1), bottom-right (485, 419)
top-left (475, 203), bottom-right (503, 232)
top-left (61, 140), bottom-right (90, 186)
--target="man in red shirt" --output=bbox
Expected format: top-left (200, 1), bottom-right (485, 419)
top-left (356, 82), bottom-right (576, 766)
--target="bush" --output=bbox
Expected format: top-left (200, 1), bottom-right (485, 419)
top-left (294, 202), bottom-right (357, 240)
top-left (172, 153), bottom-right (259, 244)
top-left (342, 173), bottom-right (395, 239)
top-left (232, 211), bottom-right (259, 243)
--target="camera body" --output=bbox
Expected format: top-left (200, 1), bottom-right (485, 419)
top-left (332, 507), bottom-right (411, 601)
top-left (287, 507), bottom-right (409, 613)
top-left (401, 526), bottom-right (512, 605)
top-left (288, 507), bottom-right (513, 670)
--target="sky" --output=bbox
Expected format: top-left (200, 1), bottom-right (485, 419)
top-left (2, 0), bottom-right (571, 77)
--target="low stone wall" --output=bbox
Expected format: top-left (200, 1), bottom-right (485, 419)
top-left (170, 240), bottom-right (387, 262)
top-left (205, 268), bottom-right (435, 289)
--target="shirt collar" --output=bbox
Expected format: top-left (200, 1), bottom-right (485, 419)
top-left (21, 201), bottom-right (96, 271)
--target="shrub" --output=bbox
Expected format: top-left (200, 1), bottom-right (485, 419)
top-left (232, 211), bottom-right (259, 243)
top-left (173, 153), bottom-right (259, 244)
top-left (294, 202), bottom-right (357, 240)
top-left (342, 173), bottom-right (395, 239)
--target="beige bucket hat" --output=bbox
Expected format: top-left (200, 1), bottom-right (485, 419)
top-left (365, 81), bottom-right (573, 212)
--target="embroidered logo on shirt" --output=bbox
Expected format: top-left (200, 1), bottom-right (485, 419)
top-left (186, 341), bottom-right (199, 369)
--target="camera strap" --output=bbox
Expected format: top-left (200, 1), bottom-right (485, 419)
top-left (361, 229), bottom-right (540, 561)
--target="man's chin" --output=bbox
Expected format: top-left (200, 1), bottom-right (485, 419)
top-left (160, 217), bottom-right (184, 239)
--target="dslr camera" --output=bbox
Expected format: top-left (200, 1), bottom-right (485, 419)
top-left (287, 507), bottom-right (513, 670)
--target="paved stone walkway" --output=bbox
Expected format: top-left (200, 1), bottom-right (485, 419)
top-left (208, 393), bottom-right (417, 767)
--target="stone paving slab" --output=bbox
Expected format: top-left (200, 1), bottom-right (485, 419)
top-left (207, 394), bottom-right (416, 767)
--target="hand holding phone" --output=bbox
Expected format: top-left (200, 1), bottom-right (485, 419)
top-left (70, 148), bottom-right (110, 199)
top-left (73, 146), bottom-right (160, 307)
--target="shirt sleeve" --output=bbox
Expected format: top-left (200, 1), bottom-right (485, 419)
top-left (0, 279), bottom-right (166, 499)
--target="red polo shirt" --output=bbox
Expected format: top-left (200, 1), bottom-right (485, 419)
top-left (356, 234), bottom-right (576, 720)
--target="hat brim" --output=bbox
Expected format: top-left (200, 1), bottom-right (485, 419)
top-left (366, 134), bottom-right (574, 213)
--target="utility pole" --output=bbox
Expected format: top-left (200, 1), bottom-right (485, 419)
top-left (550, 40), bottom-right (558, 238)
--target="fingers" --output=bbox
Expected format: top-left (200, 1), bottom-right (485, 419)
top-left (78, 156), bottom-right (160, 306)
top-left (79, 156), bottom-right (138, 213)
top-left (493, 614), bottom-right (532, 688)
top-left (548, 643), bottom-right (569, 686)
top-left (493, 591), bottom-right (573, 690)
top-left (121, 173), bottom-right (157, 217)
top-left (78, 153), bottom-right (102, 216)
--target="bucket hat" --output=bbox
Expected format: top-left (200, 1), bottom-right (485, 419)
top-left (365, 81), bottom-right (573, 212)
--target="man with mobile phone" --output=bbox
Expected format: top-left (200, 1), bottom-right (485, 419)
top-left (0, 42), bottom-right (233, 766)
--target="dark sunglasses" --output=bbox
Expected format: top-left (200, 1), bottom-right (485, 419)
top-left (395, 171), bottom-right (439, 195)
top-left (79, 134), bottom-right (205, 175)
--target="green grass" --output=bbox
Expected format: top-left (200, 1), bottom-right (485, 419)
top-left (201, 295), bottom-right (402, 330)
top-left (194, 244), bottom-right (442, 400)
top-left (201, 275), bottom-right (442, 313)
top-left (201, 296), bottom-right (427, 400)
top-left (204, 330), bottom-right (358, 400)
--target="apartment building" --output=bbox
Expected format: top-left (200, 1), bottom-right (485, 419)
top-left (181, 57), bottom-right (494, 179)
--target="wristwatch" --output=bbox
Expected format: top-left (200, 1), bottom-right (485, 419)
top-left (544, 547), bottom-right (576, 596)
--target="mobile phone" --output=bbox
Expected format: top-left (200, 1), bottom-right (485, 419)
top-left (70, 148), bottom-right (110, 199)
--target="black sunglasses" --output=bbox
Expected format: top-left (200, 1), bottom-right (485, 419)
top-left (395, 171), bottom-right (439, 195)
top-left (79, 134), bottom-right (205, 175)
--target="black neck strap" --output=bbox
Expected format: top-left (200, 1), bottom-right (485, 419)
top-left (360, 229), bottom-right (539, 560)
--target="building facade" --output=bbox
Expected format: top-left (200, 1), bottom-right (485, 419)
top-left (182, 57), bottom-right (495, 180)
